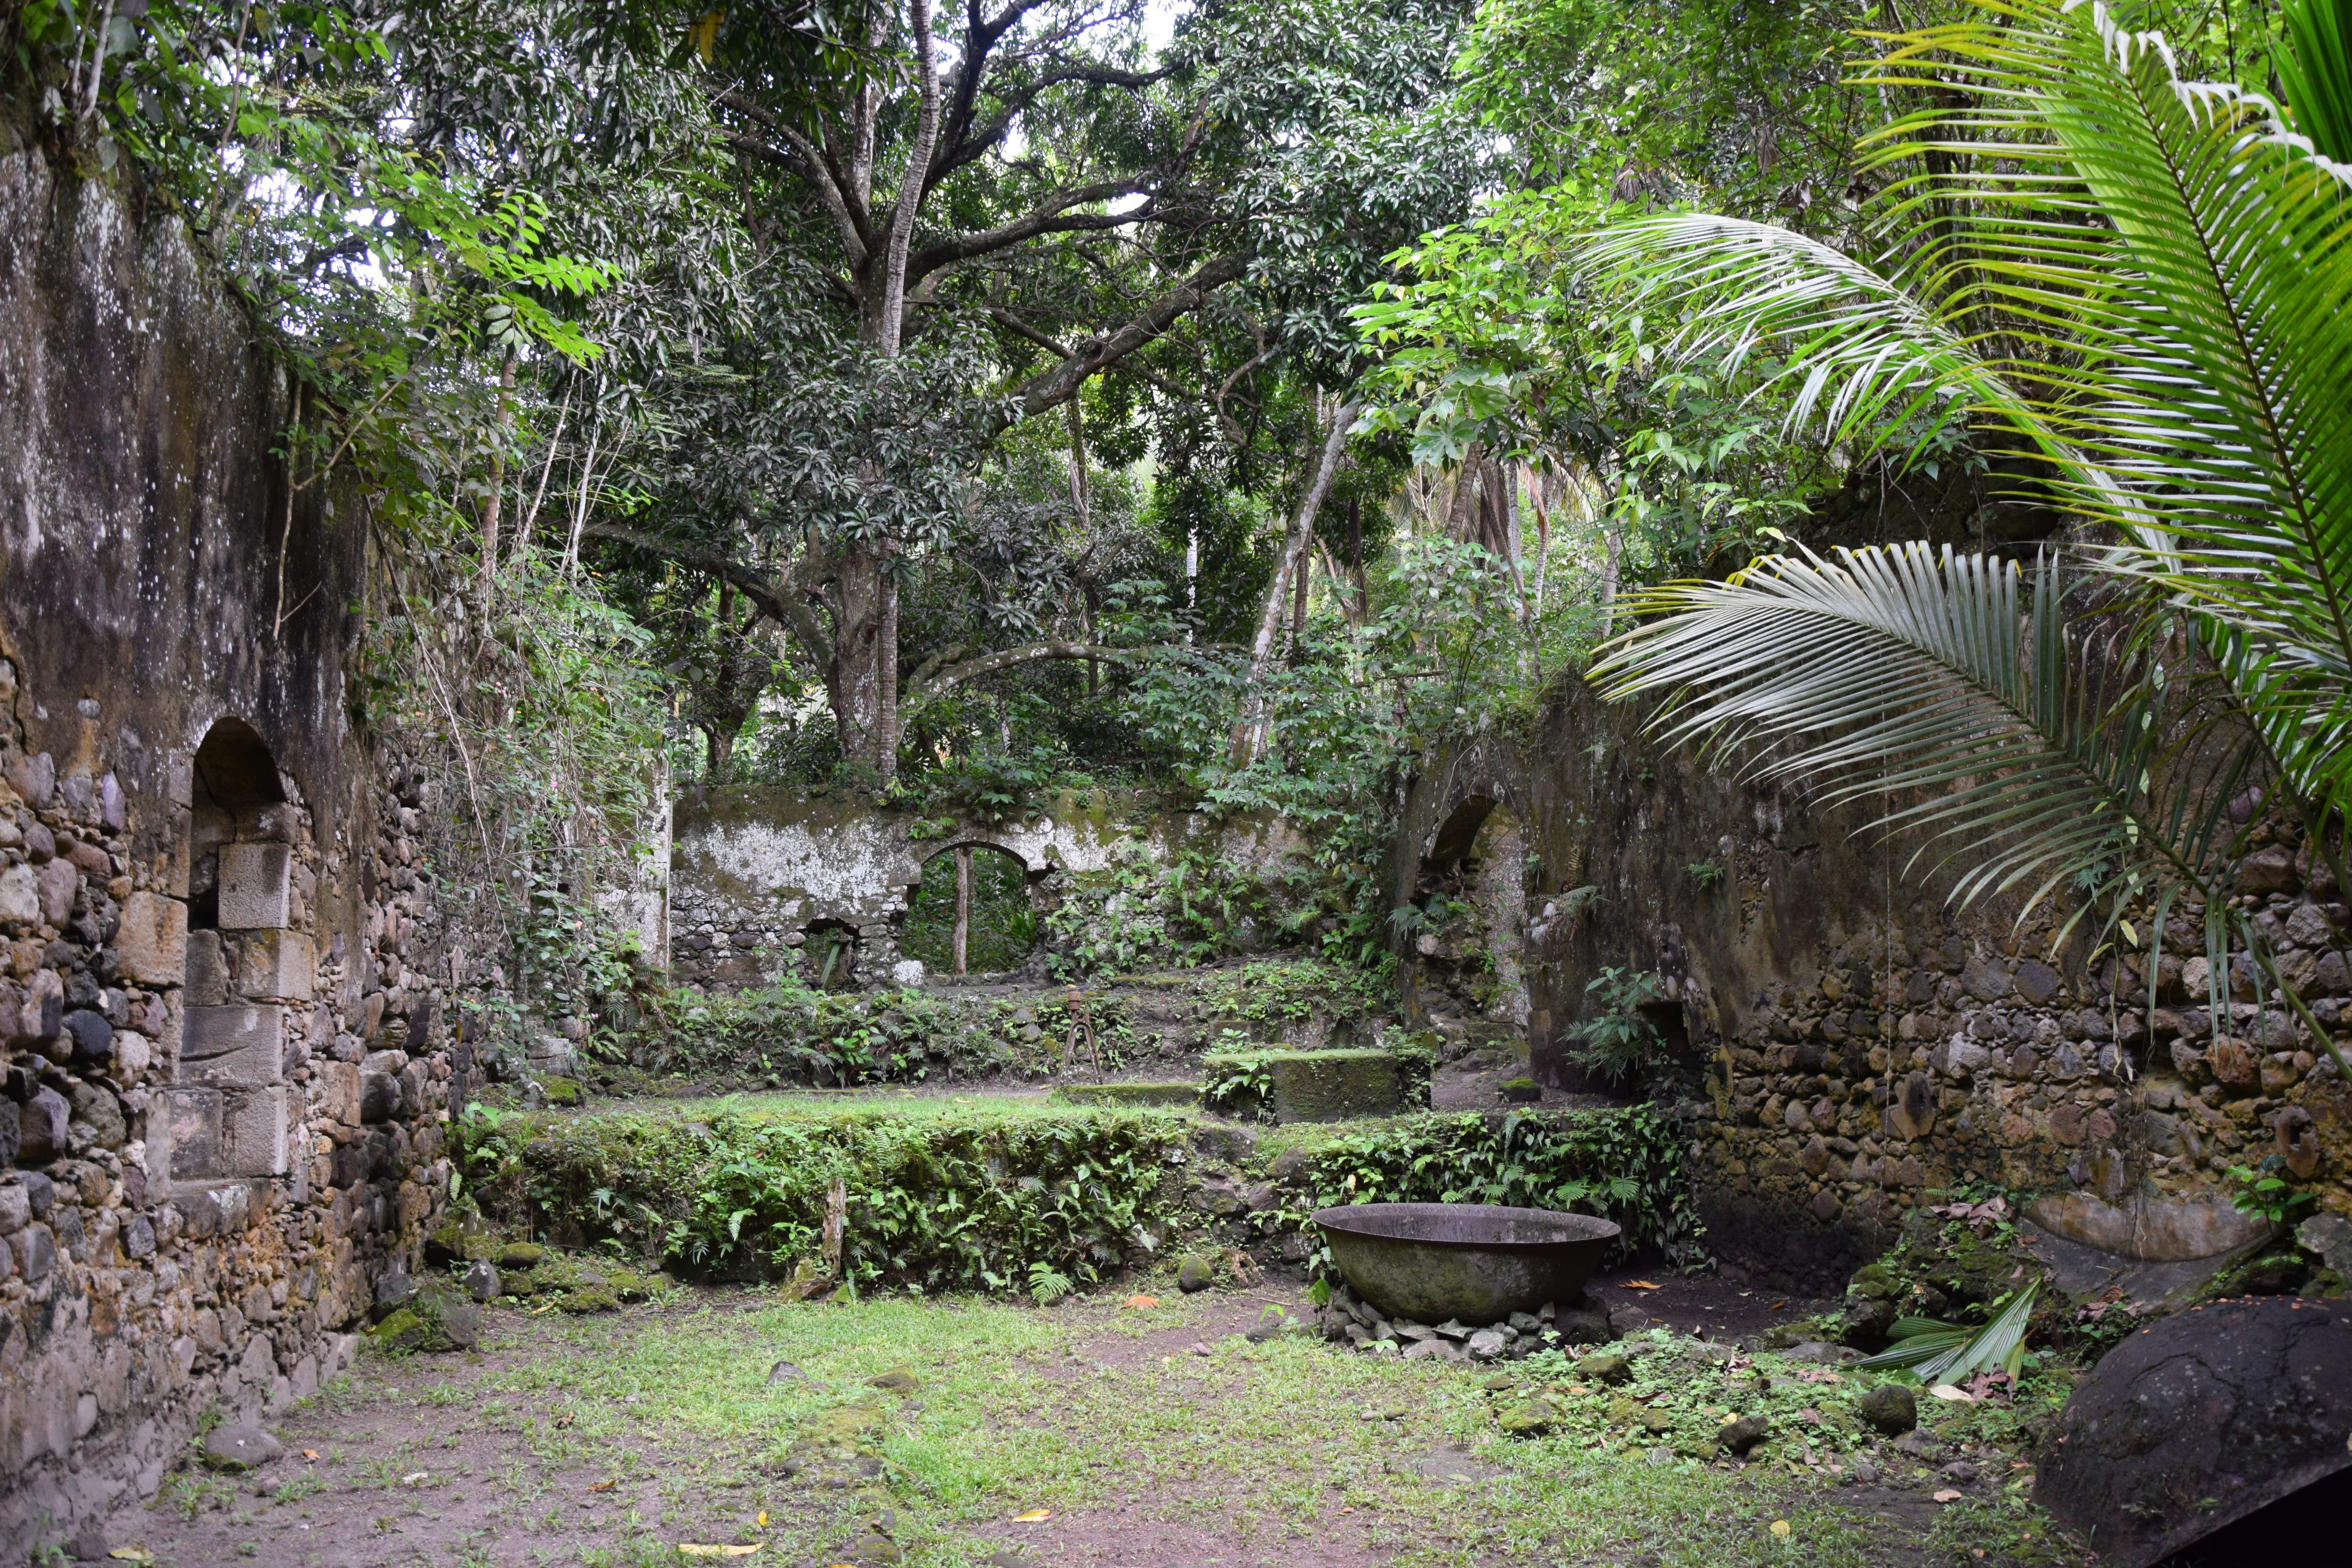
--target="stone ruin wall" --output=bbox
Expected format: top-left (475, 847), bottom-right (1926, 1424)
top-left (0, 116), bottom-right (474, 1539)
top-left (1398, 679), bottom-right (2350, 1290)
top-left (668, 785), bottom-right (1305, 991)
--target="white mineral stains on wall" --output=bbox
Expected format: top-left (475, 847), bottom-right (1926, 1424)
top-left (668, 789), bottom-right (1305, 991)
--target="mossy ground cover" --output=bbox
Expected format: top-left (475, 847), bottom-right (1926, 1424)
top-left (129, 1275), bottom-right (2085, 1568)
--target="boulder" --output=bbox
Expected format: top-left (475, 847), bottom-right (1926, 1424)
top-left (2036, 1298), bottom-right (2352, 1568)
top-left (201, 1423), bottom-right (282, 1470)
top-left (371, 1266), bottom-right (414, 1321)
top-left (1719, 1414), bottom-right (1771, 1455)
top-left (1856, 1381), bottom-right (1917, 1436)
top-left (463, 1260), bottom-right (502, 1301)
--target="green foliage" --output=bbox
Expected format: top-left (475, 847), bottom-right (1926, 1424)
top-left (1587, 0), bottom-right (2352, 1078)
top-left (457, 1102), bottom-right (1187, 1295)
top-left (1192, 958), bottom-right (1395, 1036)
top-left (1266, 1106), bottom-right (1707, 1270)
top-left (903, 847), bottom-right (1038, 975)
top-left (1041, 845), bottom-right (1314, 977)
top-left (1026, 1260), bottom-right (1076, 1307)
top-left (638, 981), bottom-right (1138, 1087)
top-left (1200, 1049), bottom-right (1281, 1122)
top-left (1563, 967), bottom-right (1668, 1082)
top-left (2228, 1158), bottom-right (2317, 1225)
top-left (1857, 1283), bottom-right (2042, 1385)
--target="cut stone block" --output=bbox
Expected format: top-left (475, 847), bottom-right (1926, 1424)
top-left (1206, 1048), bottom-right (1404, 1124)
top-left (115, 891), bottom-right (188, 986)
top-left (234, 930), bottom-right (314, 1002)
top-left (223, 1086), bottom-right (294, 1177)
top-left (159, 1088), bottom-right (224, 1181)
top-left (181, 1004), bottom-right (286, 1089)
top-left (217, 842), bottom-right (291, 929)
top-left (185, 930), bottom-right (229, 1005)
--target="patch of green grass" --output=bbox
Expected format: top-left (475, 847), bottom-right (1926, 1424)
top-left (404, 1288), bottom-right (2074, 1567)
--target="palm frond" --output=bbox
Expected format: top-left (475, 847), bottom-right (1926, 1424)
top-left (1593, 544), bottom-right (2257, 920)
top-left (1854, 0), bottom-right (2352, 821)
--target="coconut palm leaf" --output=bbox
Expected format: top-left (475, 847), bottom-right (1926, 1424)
top-left (1592, 543), bottom-right (2261, 923)
top-left (1853, 1), bottom-right (2352, 818)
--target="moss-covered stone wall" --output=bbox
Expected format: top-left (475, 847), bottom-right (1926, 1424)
top-left (1394, 679), bottom-right (2350, 1290)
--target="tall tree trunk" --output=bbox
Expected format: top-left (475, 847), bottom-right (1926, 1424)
top-left (828, 544), bottom-right (897, 774)
top-left (1231, 399), bottom-right (1359, 765)
top-left (953, 844), bottom-right (973, 976)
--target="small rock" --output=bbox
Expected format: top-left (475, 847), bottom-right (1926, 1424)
top-left (1244, 1315), bottom-right (1290, 1344)
top-left (1554, 1306), bottom-right (1614, 1345)
top-left (1432, 1318), bottom-right (1473, 1341)
top-left (1497, 1398), bottom-right (1558, 1437)
top-left (499, 1242), bottom-right (546, 1269)
top-left (1784, 1340), bottom-right (1858, 1366)
top-left (1849, 1456), bottom-right (1879, 1485)
top-left (1942, 1459), bottom-right (1980, 1484)
top-left (371, 1266), bottom-right (414, 1321)
top-left (1720, 1414), bottom-right (1772, 1455)
top-left (438, 1303), bottom-right (482, 1350)
top-left (1857, 1382), bottom-right (1918, 1436)
top-left (557, 1288), bottom-right (620, 1314)
top-left (869, 1368), bottom-right (920, 1393)
top-left (1389, 1319), bottom-right (1435, 1341)
top-left (1175, 1254), bottom-right (1214, 1293)
top-left (66, 1526), bottom-right (109, 1562)
top-left (464, 1260), bottom-right (502, 1302)
top-left (1483, 1372), bottom-right (1517, 1392)
top-left (1507, 1311), bottom-right (1543, 1334)
top-left (1607, 1303), bottom-right (1653, 1336)
top-left (1466, 1327), bottom-right (1509, 1361)
top-left (1403, 1337), bottom-right (1466, 1363)
top-left (768, 1360), bottom-right (808, 1385)
top-left (202, 1423), bottom-right (283, 1471)
top-left (1576, 1352), bottom-right (1634, 1387)
top-left (1893, 1429), bottom-right (1939, 1457)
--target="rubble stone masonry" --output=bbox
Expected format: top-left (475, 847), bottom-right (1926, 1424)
top-left (1, 102), bottom-right (465, 1538)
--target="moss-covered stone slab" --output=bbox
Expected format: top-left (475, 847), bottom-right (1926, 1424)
top-left (1207, 1048), bottom-right (1403, 1123)
top-left (1051, 1082), bottom-right (1202, 1108)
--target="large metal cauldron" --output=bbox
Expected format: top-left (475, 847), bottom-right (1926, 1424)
top-left (1313, 1202), bottom-right (1619, 1325)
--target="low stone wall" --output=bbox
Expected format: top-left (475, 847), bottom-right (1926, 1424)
top-left (1396, 679), bottom-right (2351, 1289)
top-left (0, 123), bottom-right (465, 1545)
top-left (668, 786), bottom-right (1303, 990)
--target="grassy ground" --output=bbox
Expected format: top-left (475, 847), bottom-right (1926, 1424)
top-left (125, 1276), bottom-right (2083, 1568)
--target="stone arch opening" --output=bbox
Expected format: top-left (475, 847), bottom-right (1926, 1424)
top-left (167, 718), bottom-right (303, 1191)
top-left (189, 718), bottom-right (283, 931)
top-left (1422, 793), bottom-right (1498, 877)
top-left (802, 919), bottom-right (859, 991)
top-left (903, 843), bottom-right (1035, 976)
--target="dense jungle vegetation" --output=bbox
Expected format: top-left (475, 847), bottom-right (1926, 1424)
top-left (7, 0), bottom-right (2346, 1033)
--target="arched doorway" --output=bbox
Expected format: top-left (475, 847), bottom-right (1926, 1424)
top-left (902, 844), bottom-right (1035, 976)
top-left (169, 719), bottom-right (303, 1187)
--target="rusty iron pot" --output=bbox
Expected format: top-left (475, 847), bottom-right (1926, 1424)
top-left (1312, 1202), bottom-right (1619, 1325)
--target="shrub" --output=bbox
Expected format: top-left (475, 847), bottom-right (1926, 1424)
top-left (457, 1102), bottom-right (1189, 1295)
top-left (1267, 1106), bottom-right (1708, 1272)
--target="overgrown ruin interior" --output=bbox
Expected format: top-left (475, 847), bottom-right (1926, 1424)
top-left (5, 6), bottom-right (2351, 1566)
